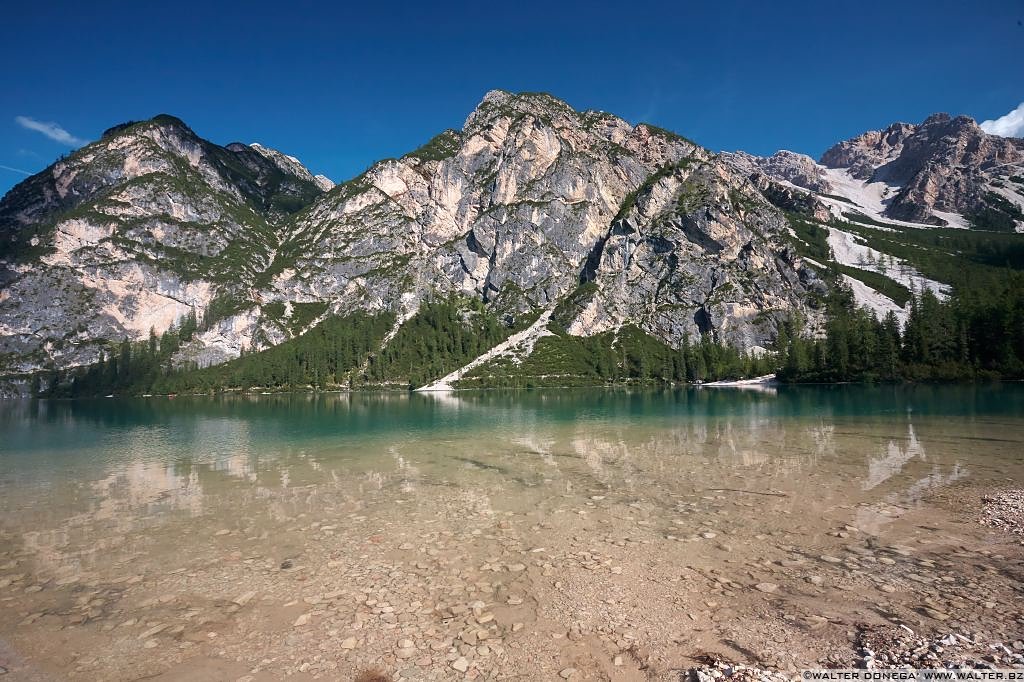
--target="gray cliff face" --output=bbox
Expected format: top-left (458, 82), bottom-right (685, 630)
top-left (247, 143), bottom-right (335, 191)
top-left (268, 90), bottom-right (820, 350)
top-left (269, 90), bottom-right (706, 317)
top-left (0, 116), bottom-right (327, 371)
top-left (720, 151), bottom-right (835, 222)
top-left (0, 91), bottom-right (832, 374)
top-left (725, 150), bottom-right (830, 193)
top-left (820, 121), bottom-right (917, 180)
top-left (564, 158), bottom-right (824, 350)
top-left (820, 114), bottom-right (1024, 224)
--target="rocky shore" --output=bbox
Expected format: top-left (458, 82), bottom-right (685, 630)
top-left (683, 624), bottom-right (1024, 682)
top-left (3, 485), bottom-right (1023, 681)
top-left (981, 490), bottom-right (1024, 537)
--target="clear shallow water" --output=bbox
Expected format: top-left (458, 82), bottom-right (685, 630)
top-left (2, 385), bottom-right (1024, 579)
top-left (4, 384), bottom-right (1023, 472)
top-left (2, 385), bottom-right (1022, 515)
top-left (1, 386), bottom-right (1023, 679)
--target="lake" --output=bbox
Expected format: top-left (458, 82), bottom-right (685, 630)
top-left (1, 386), bottom-right (1023, 680)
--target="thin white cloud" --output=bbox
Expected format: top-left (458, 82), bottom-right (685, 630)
top-left (980, 102), bottom-right (1024, 138)
top-left (15, 115), bottom-right (87, 146)
top-left (0, 163), bottom-right (32, 175)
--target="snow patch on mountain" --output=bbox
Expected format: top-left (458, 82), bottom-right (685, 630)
top-left (819, 168), bottom-right (894, 217)
top-left (826, 227), bottom-right (947, 299)
top-left (816, 168), bottom-right (970, 230)
top-left (840, 274), bottom-right (908, 324)
top-left (930, 210), bottom-right (970, 230)
top-left (825, 226), bottom-right (950, 323)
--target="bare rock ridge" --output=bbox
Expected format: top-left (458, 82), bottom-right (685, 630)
top-left (725, 150), bottom-right (831, 193)
top-left (723, 113), bottom-right (1024, 228)
top-left (817, 114), bottom-right (1024, 225)
top-left (3, 90), bottom-right (1021, 378)
top-left (259, 89), bottom-right (821, 357)
top-left (820, 121), bottom-right (918, 180)
top-left (247, 142), bottom-right (335, 191)
top-left (0, 115), bottom-right (329, 371)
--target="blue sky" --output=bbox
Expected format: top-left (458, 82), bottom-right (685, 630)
top-left (2, 0), bottom-right (1022, 196)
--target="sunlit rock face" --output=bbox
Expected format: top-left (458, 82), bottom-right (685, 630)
top-left (0, 116), bottom-right (327, 371)
top-left (0, 92), bottom-right (829, 373)
top-left (819, 114), bottom-right (1024, 225)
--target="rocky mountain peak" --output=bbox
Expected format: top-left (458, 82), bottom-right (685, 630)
top-left (248, 142), bottom-right (333, 190)
top-left (23, 92), bottom-right (1024, 382)
top-left (761, 150), bottom-right (829, 192)
top-left (1, 113), bottom-right (212, 254)
top-left (312, 175), bottom-right (335, 191)
top-left (885, 119), bottom-right (1023, 223)
top-left (721, 149), bottom-right (830, 196)
top-left (921, 112), bottom-right (952, 126)
top-left (812, 110), bottom-right (1024, 225)
top-left (462, 90), bottom-right (583, 135)
top-left (100, 114), bottom-right (192, 140)
top-left (820, 120), bottom-right (916, 179)
top-left (0, 108), bottom-right (344, 373)
top-left (916, 112), bottom-right (983, 141)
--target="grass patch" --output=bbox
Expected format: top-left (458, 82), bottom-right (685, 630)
top-left (832, 264), bottom-right (912, 306)
top-left (785, 212), bottom-right (831, 262)
top-left (842, 211), bottom-right (897, 228)
top-left (403, 130), bottom-right (461, 162)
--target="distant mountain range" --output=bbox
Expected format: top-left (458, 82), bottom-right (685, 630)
top-left (1, 90), bottom-right (1022, 390)
top-left (726, 112), bottom-right (1024, 227)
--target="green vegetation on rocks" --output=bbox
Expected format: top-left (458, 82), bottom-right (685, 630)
top-left (778, 283), bottom-right (1024, 383)
top-left (369, 295), bottom-right (510, 388)
top-left (784, 213), bottom-right (911, 306)
top-left (456, 324), bottom-right (774, 389)
top-left (39, 311), bottom-right (394, 397)
top-left (403, 130), bottom-right (462, 162)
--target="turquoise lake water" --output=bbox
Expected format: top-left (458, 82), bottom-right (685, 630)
top-left (2, 384), bottom-right (1022, 531)
top-left (1, 385), bottom-right (1023, 679)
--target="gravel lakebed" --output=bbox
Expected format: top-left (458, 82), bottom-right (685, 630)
top-left (1, 478), bottom-right (1022, 681)
top-left (2, 409), bottom-right (1024, 682)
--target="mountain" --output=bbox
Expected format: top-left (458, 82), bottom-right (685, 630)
top-left (0, 115), bottom-right (330, 373)
top-left (248, 143), bottom-right (335, 192)
top-left (2, 92), bottom-right (1023, 393)
top-left (0, 91), bottom-right (826, 383)
top-left (730, 113), bottom-right (1024, 229)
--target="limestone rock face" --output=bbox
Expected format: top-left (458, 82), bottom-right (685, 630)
top-left (725, 150), bottom-right (830, 193)
top-left (0, 116), bottom-right (327, 371)
top-left (247, 142), bottom-right (335, 191)
top-left (564, 157), bottom-right (824, 349)
top-left (270, 90), bottom-right (820, 350)
top-left (820, 114), bottom-right (1024, 224)
top-left (0, 91), bottom-right (832, 374)
top-left (721, 151), bottom-right (835, 222)
top-left (820, 122), bottom-right (917, 180)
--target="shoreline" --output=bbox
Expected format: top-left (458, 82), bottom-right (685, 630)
top-left (6, 376), bottom-right (1024, 401)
